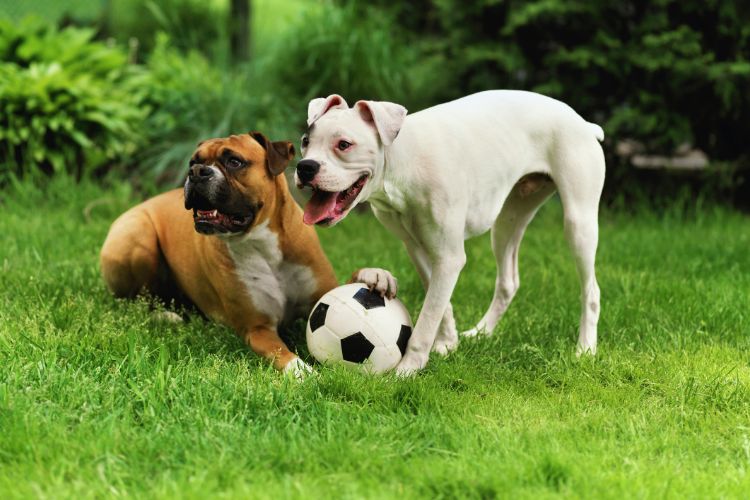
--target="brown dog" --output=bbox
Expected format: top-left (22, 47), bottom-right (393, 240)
top-left (100, 132), bottom-right (396, 376)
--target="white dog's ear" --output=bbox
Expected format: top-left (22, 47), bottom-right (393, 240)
top-left (355, 100), bottom-right (407, 146)
top-left (307, 94), bottom-right (349, 126)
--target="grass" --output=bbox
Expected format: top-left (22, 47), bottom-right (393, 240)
top-left (1, 176), bottom-right (749, 498)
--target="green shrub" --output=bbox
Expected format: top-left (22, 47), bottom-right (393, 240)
top-left (262, 2), bottom-right (434, 109)
top-left (0, 18), bottom-right (147, 180)
top-left (341, 1), bottom-right (750, 158)
top-left (103, 0), bottom-right (229, 63)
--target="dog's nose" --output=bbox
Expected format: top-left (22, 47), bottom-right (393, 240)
top-left (189, 165), bottom-right (214, 182)
top-left (296, 159), bottom-right (320, 184)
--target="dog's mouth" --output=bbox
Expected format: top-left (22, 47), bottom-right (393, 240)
top-left (303, 175), bottom-right (368, 226)
top-left (192, 208), bottom-right (254, 235)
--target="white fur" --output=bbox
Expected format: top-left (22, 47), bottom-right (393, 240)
top-left (206, 164), bottom-right (226, 199)
top-left (308, 95), bottom-right (349, 126)
top-left (301, 90), bottom-right (606, 376)
top-left (226, 221), bottom-right (319, 325)
top-left (283, 357), bottom-right (313, 380)
top-left (151, 311), bottom-right (183, 324)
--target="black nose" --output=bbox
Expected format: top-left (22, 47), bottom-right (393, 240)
top-left (189, 165), bottom-right (214, 182)
top-left (296, 159), bottom-right (320, 184)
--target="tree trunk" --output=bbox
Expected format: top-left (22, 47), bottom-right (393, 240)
top-left (230, 0), bottom-right (251, 61)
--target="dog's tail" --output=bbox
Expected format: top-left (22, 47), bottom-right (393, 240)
top-left (588, 122), bottom-right (605, 142)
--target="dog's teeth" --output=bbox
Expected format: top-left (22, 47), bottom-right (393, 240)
top-left (211, 210), bottom-right (218, 217)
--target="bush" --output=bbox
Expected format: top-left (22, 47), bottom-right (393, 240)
top-left (342, 0), bottom-right (750, 162)
top-left (102, 0), bottom-right (229, 63)
top-left (263, 2), bottom-right (435, 110)
top-left (0, 18), bottom-right (147, 180)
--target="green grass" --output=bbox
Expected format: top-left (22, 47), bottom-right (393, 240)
top-left (1, 177), bottom-right (749, 498)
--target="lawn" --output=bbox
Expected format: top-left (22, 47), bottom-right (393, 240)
top-left (1, 177), bottom-right (749, 498)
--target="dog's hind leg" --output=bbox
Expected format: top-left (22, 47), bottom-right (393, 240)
top-left (553, 142), bottom-right (605, 355)
top-left (461, 176), bottom-right (556, 338)
top-left (100, 208), bottom-right (161, 299)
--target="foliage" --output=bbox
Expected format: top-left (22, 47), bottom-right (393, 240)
top-left (263, 2), bottom-right (433, 109)
top-left (1, 178), bottom-right (750, 496)
top-left (0, 18), bottom-right (147, 180)
top-left (0, 0), bottom-right (99, 24)
top-left (343, 0), bottom-right (750, 160)
top-left (103, 0), bottom-right (229, 63)
top-left (1, 1), bottom-right (748, 201)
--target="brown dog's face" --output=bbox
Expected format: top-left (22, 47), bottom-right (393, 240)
top-left (184, 132), bottom-right (295, 235)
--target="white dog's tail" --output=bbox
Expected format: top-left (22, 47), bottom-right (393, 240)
top-left (588, 122), bottom-right (604, 142)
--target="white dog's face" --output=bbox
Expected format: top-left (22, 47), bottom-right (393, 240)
top-left (296, 95), bottom-right (407, 226)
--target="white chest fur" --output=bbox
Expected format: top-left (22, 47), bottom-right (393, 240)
top-left (225, 221), bottom-right (318, 325)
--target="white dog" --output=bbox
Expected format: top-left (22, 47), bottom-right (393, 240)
top-left (295, 91), bottom-right (605, 375)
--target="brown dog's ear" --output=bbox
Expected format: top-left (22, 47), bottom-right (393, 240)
top-left (249, 131), bottom-right (296, 176)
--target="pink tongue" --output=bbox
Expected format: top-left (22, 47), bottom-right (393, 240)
top-left (303, 191), bottom-right (338, 225)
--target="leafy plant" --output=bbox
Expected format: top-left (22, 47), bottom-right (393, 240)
top-left (102, 0), bottom-right (229, 63)
top-left (0, 19), bottom-right (147, 181)
top-left (342, 0), bottom-right (750, 158)
top-left (263, 1), bottom-right (433, 109)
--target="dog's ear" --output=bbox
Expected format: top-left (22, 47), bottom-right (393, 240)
top-left (355, 100), bottom-right (407, 146)
top-left (249, 131), bottom-right (296, 176)
top-left (307, 94), bottom-right (349, 126)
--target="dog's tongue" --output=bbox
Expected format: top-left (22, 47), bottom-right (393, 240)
top-left (303, 190), bottom-right (338, 225)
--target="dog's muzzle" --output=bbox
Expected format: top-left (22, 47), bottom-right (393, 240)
top-left (189, 164), bottom-right (214, 182)
top-left (183, 166), bottom-right (256, 235)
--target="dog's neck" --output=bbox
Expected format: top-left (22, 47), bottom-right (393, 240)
top-left (365, 141), bottom-right (411, 213)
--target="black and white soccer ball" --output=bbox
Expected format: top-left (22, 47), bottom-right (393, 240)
top-left (306, 283), bottom-right (413, 373)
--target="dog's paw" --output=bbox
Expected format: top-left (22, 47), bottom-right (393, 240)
top-left (350, 268), bottom-right (398, 299)
top-left (283, 357), bottom-right (314, 380)
top-left (460, 326), bottom-right (490, 338)
top-left (431, 335), bottom-right (459, 356)
top-left (395, 351), bottom-right (428, 377)
top-left (575, 342), bottom-right (597, 357)
top-left (151, 311), bottom-right (184, 324)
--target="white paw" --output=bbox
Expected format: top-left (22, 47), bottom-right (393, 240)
top-left (575, 342), bottom-right (597, 357)
top-left (283, 357), bottom-right (314, 380)
top-left (351, 267), bottom-right (398, 299)
top-left (151, 311), bottom-right (184, 324)
top-left (431, 335), bottom-right (459, 356)
top-left (460, 326), bottom-right (491, 338)
top-left (460, 327), bottom-right (480, 338)
top-left (395, 351), bottom-right (428, 377)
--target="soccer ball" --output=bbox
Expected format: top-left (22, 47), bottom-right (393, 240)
top-left (306, 283), bottom-right (413, 373)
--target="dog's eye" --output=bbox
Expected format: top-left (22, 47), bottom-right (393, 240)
top-left (301, 136), bottom-right (309, 148)
top-left (337, 140), bottom-right (352, 151)
top-left (227, 158), bottom-right (243, 169)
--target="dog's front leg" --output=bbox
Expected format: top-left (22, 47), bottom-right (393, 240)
top-left (396, 251), bottom-right (466, 376)
top-left (403, 242), bottom-right (459, 356)
top-left (243, 327), bottom-right (312, 378)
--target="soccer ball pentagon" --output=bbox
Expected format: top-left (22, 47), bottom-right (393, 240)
top-left (306, 283), bottom-right (413, 373)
